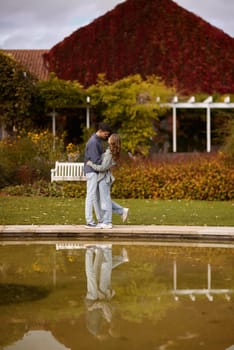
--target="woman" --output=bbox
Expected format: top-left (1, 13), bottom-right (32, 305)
top-left (87, 133), bottom-right (129, 229)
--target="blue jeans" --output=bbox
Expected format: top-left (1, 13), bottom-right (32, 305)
top-left (99, 177), bottom-right (124, 225)
top-left (85, 247), bottom-right (112, 300)
top-left (85, 245), bottom-right (127, 300)
top-left (85, 172), bottom-right (102, 224)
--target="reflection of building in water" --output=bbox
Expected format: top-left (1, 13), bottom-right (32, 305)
top-left (172, 260), bottom-right (233, 302)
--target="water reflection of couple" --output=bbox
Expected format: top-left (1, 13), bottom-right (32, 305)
top-left (84, 123), bottom-right (129, 229)
top-left (85, 245), bottom-right (129, 300)
top-left (85, 245), bottom-right (129, 339)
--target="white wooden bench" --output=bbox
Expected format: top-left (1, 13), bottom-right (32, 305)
top-left (51, 162), bottom-right (86, 182)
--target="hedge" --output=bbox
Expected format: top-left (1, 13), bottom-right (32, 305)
top-left (111, 157), bottom-right (233, 200)
top-left (2, 155), bottom-right (233, 201)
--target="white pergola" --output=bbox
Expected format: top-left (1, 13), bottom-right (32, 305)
top-left (172, 260), bottom-right (233, 302)
top-left (47, 95), bottom-right (234, 153)
top-left (160, 95), bottom-right (234, 152)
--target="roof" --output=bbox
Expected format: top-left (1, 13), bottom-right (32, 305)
top-left (3, 49), bottom-right (49, 80)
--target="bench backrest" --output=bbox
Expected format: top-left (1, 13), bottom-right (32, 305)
top-left (51, 162), bottom-right (86, 182)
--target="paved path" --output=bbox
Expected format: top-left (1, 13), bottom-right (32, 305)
top-left (0, 225), bottom-right (233, 241)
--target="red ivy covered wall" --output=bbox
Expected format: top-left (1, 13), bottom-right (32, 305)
top-left (44, 0), bottom-right (234, 94)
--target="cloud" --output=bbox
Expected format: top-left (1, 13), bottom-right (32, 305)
top-left (173, 0), bottom-right (234, 36)
top-left (0, 0), bottom-right (233, 49)
top-left (0, 0), bottom-right (126, 49)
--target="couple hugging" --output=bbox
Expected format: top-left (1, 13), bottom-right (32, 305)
top-left (84, 122), bottom-right (129, 229)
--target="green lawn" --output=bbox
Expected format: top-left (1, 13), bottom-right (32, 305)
top-left (0, 197), bottom-right (233, 226)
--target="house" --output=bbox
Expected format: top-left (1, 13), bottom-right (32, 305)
top-left (0, 49), bottom-right (49, 139)
top-left (4, 49), bottom-right (49, 81)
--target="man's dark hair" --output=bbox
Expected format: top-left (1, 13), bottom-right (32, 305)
top-left (98, 122), bottom-right (112, 133)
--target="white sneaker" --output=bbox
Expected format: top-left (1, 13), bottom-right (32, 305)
top-left (96, 223), bottom-right (113, 229)
top-left (122, 208), bottom-right (129, 222)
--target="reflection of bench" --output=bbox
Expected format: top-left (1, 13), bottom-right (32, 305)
top-left (56, 243), bottom-right (112, 250)
top-left (51, 162), bottom-right (86, 182)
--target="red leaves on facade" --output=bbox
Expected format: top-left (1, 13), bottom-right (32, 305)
top-left (44, 0), bottom-right (234, 94)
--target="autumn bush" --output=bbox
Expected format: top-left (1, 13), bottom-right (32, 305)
top-left (111, 154), bottom-right (233, 201)
top-left (2, 153), bottom-right (233, 201)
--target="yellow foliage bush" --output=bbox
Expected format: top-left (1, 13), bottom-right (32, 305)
top-left (111, 155), bottom-right (234, 201)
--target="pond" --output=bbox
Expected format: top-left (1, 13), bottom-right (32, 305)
top-left (0, 240), bottom-right (233, 350)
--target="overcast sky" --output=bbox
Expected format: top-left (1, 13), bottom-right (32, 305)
top-left (0, 0), bottom-right (233, 50)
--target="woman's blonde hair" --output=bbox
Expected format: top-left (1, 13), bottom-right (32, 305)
top-left (109, 133), bottom-right (121, 161)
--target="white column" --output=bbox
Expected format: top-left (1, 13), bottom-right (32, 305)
top-left (207, 263), bottom-right (213, 301)
top-left (172, 105), bottom-right (177, 152)
top-left (86, 96), bottom-right (90, 129)
top-left (206, 106), bottom-right (211, 152)
top-left (173, 260), bottom-right (178, 301)
top-left (0, 122), bottom-right (8, 139)
top-left (173, 260), bottom-right (177, 290)
top-left (207, 263), bottom-right (211, 290)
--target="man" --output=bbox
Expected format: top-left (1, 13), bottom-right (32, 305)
top-left (84, 122), bottom-right (111, 228)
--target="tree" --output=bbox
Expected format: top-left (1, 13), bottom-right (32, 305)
top-left (0, 51), bottom-right (37, 132)
top-left (36, 73), bottom-right (85, 110)
top-left (88, 74), bottom-right (175, 156)
top-left (36, 73), bottom-right (87, 146)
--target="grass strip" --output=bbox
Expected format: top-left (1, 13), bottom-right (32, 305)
top-left (0, 197), bottom-right (233, 226)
